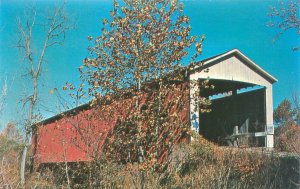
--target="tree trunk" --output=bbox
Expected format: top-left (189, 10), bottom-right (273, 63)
top-left (20, 76), bottom-right (37, 186)
top-left (155, 80), bottom-right (162, 161)
top-left (20, 138), bottom-right (28, 186)
top-left (62, 140), bottom-right (71, 189)
top-left (136, 77), bottom-right (144, 163)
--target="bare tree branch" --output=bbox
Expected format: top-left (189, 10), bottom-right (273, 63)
top-left (268, 0), bottom-right (300, 50)
top-left (15, 2), bottom-right (73, 186)
top-left (0, 77), bottom-right (8, 115)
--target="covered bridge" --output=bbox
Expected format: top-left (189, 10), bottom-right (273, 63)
top-left (32, 49), bottom-right (277, 166)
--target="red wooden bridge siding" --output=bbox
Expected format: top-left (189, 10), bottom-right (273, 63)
top-left (32, 81), bottom-right (190, 165)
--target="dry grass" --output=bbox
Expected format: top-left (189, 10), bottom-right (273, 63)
top-left (0, 157), bottom-right (20, 188)
top-left (0, 135), bottom-right (20, 188)
top-left (0, 134), bottom-right (299, 189)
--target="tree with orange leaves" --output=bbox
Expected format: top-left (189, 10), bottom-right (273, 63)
top-left (67, 2), bottom-right (209, 186)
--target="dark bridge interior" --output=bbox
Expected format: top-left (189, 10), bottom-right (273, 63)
top-left (199, 79), bottom-right (266, 147)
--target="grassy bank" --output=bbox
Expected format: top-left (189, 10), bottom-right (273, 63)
top-left (1, 134), bottom-right (299, 189)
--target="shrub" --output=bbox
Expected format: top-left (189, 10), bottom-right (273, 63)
top-left (275, 124), bottom-right (300, 155)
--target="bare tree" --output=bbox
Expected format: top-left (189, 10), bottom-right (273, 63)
top-left (292, 92), bottom-right (300, 125)
top-left (268, 0), bottom-right (300, 51)
top-left (0, 76), bottom-right (8, 133)
top-left (0, 77), bottom-right (7, 116)
top-left (15, 3), bottom-right (72, 186)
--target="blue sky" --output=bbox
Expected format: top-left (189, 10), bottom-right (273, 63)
top-left (0, 0), bottom-right (299, 130)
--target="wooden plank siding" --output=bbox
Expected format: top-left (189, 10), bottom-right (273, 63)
top-left (32, 81), bottom-right (190, 166)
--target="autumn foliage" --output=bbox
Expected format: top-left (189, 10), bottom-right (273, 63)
top-left (63, 0), bottom-right (207, 172)
top-left (274, 98), bottom-right (300, 156)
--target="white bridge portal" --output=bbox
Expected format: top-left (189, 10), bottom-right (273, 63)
top-left (189, 49), bottom-right (277, 148)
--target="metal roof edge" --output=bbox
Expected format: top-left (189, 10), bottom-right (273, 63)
top-left (32, 102), bottom-right (91, 128)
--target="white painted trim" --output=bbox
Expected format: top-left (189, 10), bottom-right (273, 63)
top-left (266, 134), bottom-right (274, 148)
top-left (232, 49), bottom-right (277, 83)
top-left (254, 132), bottom-right (266, 137)
top-left (192, 49), bottom-right (277, 84)
top-left (189, 80), bottom-right (200, 134)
